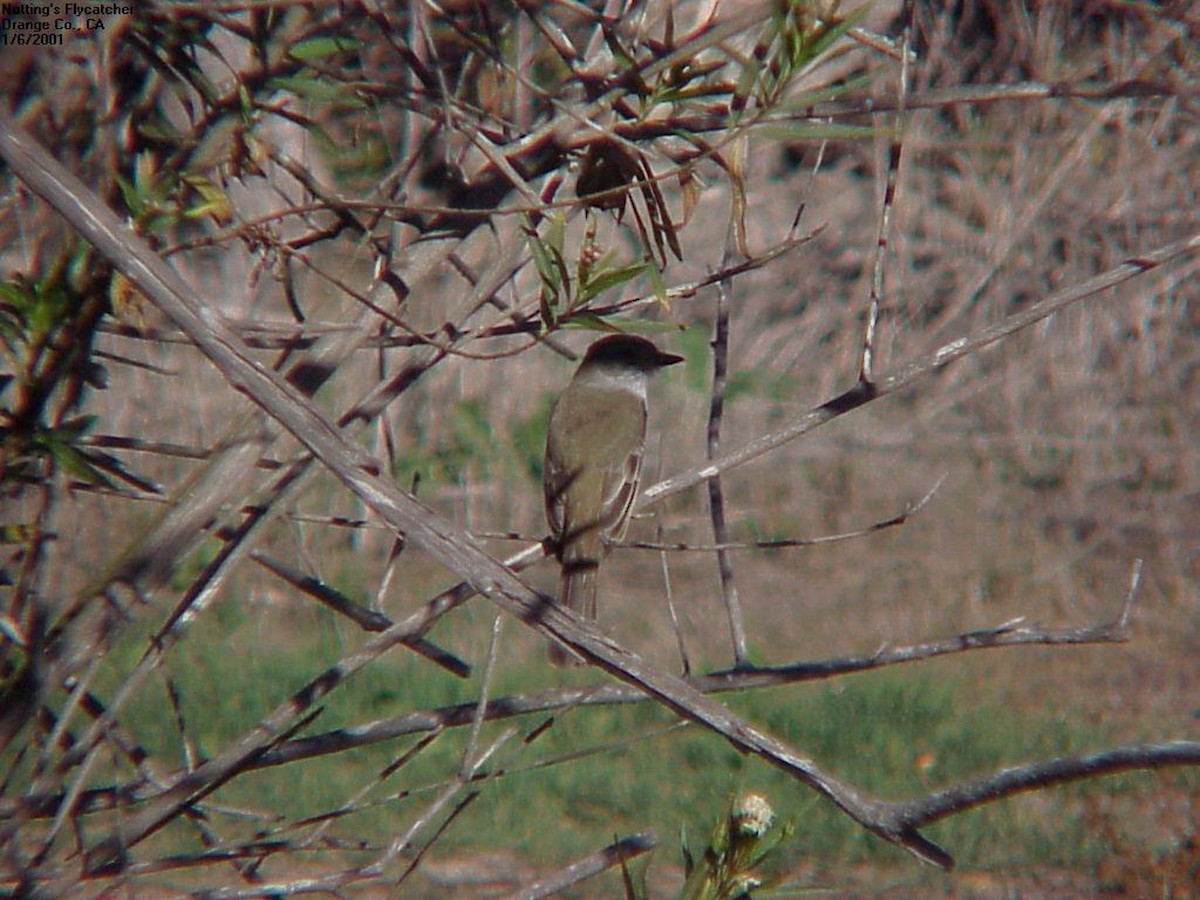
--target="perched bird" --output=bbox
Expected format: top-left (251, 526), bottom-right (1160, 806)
top-left (543, 334), bottom-right (683, 664)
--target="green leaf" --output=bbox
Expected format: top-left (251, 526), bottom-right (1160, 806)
top-left (181, 175), bottom-right (234, 224)
top-left (578, 259), bottom-right (649, 304)
top-left (288, 36), bottom-right (361, 62)
top-left (523, 216), bottom-right (570, 305)
top-left (555, 315), bottom-right (683, 338)
top-left (267, 75), bottom-right (364, 106)
top-left (35, 431), bottom-right (114, 489)
top-left (116, 173), bottom-right (142, 216)
top-left (603, 318), bottom-right (682, 335)
top-left (646, 258), bottom-right (669, 306)
top-left (544, 211), bottom-right (566, 255)
top-left (803, 5), bottom-right (869, 64)
top-left (27, 285), bottom-right (69, 338)
top-left (539, 287), bottom-right (555, 329)
top-left (556, 312), bottom-right (621, 332)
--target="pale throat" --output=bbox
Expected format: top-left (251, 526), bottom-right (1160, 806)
top-left (583, 364), bottom-right (649, 400)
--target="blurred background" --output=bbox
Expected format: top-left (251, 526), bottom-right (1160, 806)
top-left (1, 1), bottom-right (1196, 895)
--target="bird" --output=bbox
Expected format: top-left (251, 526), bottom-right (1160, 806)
top-left (543, 334), bottom-right (683, 664)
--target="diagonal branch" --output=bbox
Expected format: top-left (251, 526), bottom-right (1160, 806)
top-left (639, 229), bottom-right (1200, 508)
top-left (3, 110), bottom-right (957, 873)
top-left (893, 742), bottom-right (1200, 831)
top-left (513, 831), bottom-right (660, 900)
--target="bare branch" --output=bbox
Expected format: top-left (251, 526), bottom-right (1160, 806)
top-left (811, 78), bottom-right (1200, 119)
top-left (708, 245), bottom-right (749, 667)
top-left (513, 831), bottom-right (660, 900)
top-left (892, 742), bottom-right (1200, 832)
top-left (640, 230), bottom-right (1200, 508)
top-left (859, 0), bottom-right (912, 385)
top-left (629, 473), bottom-right (945, 552)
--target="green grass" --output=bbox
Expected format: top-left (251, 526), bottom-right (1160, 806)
top-left (35, 600), bottom-right (1148, 885)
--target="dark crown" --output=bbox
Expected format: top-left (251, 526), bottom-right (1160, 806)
top-left (582, 334), bottom-right (683, 370)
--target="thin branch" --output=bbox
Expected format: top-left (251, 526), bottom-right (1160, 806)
top-left (893, 742), bottom-right (1200, 831)
top-left (249, 551), bottom-right (469, 677)
top-left (859, 0), bottom-right (911, 385)
top-left (810, 78), bottom-right (1200, 119)
top-left (659, 519), bottom-right (691, 676)
top-left (513, 831), bottom-right (660, 900)
top-left (463, 616), bottom-right (505, 780)
top-left (708, 250), bottom-right (749, 667)
top-left (629, 474), bottom-right (944, 552)
top-left (639, 229), bottom-right (1200, 509)
top-left (250, 551), bottom-right (394, 632)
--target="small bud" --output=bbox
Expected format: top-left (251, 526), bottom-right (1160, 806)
top-left (731, 792), bottom-right (774, 838)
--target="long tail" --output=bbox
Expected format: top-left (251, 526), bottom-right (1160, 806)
top-left (548, 562), bottom-right (597, 666)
